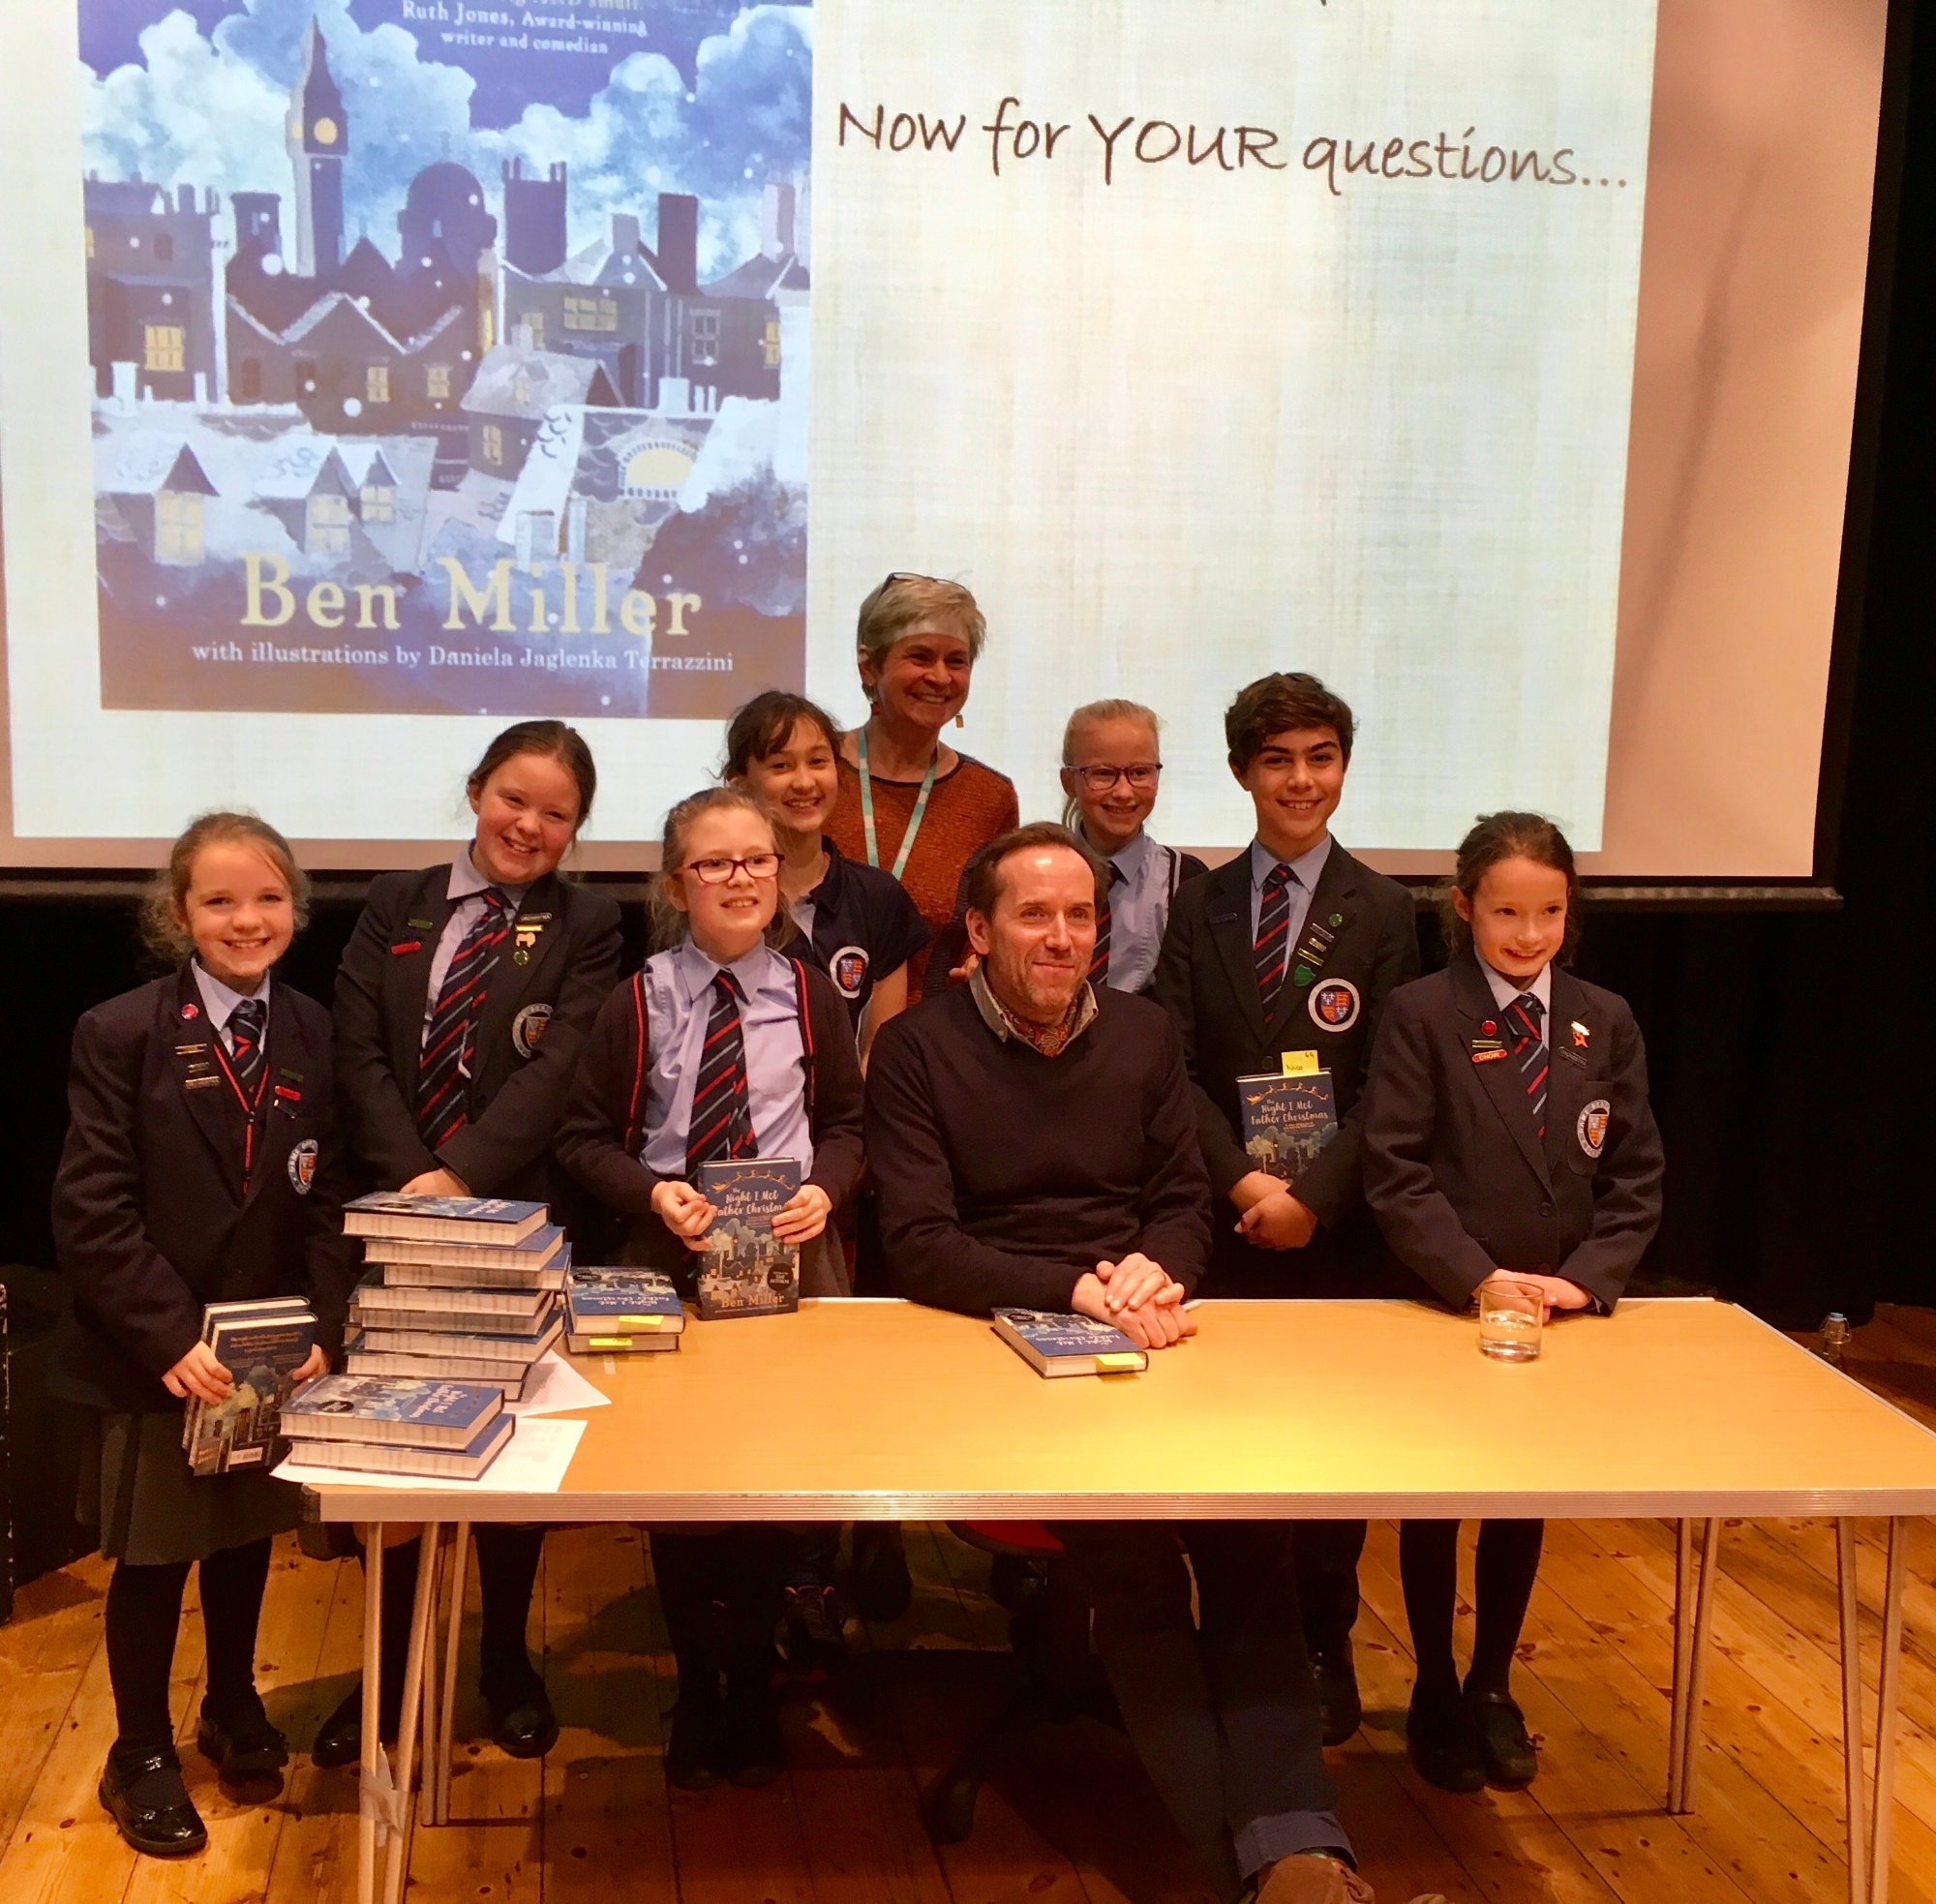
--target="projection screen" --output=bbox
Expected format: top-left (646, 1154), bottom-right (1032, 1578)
top-left (0, 0), bottom-right (1896, 877)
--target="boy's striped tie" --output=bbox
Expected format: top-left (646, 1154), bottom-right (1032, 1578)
top-left (1254, 861), bottom-right (1292, 1010)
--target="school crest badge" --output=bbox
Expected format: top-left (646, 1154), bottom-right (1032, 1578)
top-left (1307, 977), bottom-right (1362, 1034)
top-left (287, 1137), bottom-right (318, 1195)
top-left (1577, 1099), bottom-right (1611, 1160)
top-left (831, 946), bottom-right (870, 1000)
top-left (513, 1003), bottom-right (554, 1059)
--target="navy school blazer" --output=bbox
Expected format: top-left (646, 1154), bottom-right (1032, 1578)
top-left (1361, 951), bottom-right (1666, 1313)
top-left (49, 965), bottom-right (360, 1414)
top-left (332, 864), bottom-right (621, 1201)
top-left (1152, 840), bottom-right (1421, 1288)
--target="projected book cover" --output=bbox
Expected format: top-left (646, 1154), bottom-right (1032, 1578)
top-left (79, 0), bottom-right (809, 720)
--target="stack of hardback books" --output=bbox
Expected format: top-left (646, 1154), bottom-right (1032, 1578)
top-left (563, 1267), bottom-right (686, 1354)
top-left (282, 1373), bottom-right (514, 1480)
top-left (341, 1194), bottom-right (564, 1401)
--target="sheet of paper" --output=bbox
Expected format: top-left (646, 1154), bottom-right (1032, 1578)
top-left (278, 1416), bottom-right (586, 1494)
top-left (506, 1350), bottom-right (611, 1418)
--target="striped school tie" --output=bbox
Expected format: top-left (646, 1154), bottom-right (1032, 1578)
top-left (227, 996), bottom-right (266, 1094)
top-left (686, 971), bottom-right (757, 1174)
top-left (1508, 991), bottom-right (1548, 1136)
top-left (1088, 863), bottom-right (1123, 984)
top-left (1254, 861), bottom-right (1293, 1012)
top-left (416, 890), bottom-right (511, 1150)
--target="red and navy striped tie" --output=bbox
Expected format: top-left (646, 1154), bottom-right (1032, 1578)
top-left (416, 890), bottom-right (511, 1150)
top-left (227, 996), bottom-right (267, 1095)
top-left (1088, 863), bottom-right (1123, 984)
top-left (686, 971), bottom-right (757, 1174)
top-left (1254, 861), bottom-right (1293, 1011)
top-left (1509, 991), bottom-right (1548, 1136)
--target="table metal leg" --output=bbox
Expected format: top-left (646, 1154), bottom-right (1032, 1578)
top-left (1838, 1519), bottom-right (1869, 1904)
top-left (382, 1521), bottom-right (442, 1904)
top-left (1679, 1516), bottom-right (1723, 1809)
top-left (434, 1522), bottom-right (471, 1826)
top-left (357, 1529), bottom-right (384, 1904)
top-left (1668, 1518), bottom-right (1695, 1810)
top-left (1869, 1518), bottom-right (1910, 1904)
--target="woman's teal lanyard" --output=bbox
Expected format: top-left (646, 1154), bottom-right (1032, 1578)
top-left (858, 726), bottom-right (939, 882)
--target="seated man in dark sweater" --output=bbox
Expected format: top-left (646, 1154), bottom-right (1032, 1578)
top-left (865, 824), bottom-right (1372, 1904)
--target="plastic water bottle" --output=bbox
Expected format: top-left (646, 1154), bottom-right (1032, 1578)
top-left (1819, 1313), bottom-right (1851, 1368)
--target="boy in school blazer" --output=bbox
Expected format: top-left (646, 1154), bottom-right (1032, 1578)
top-left (1152, 672), bottom-right (1419, 1748)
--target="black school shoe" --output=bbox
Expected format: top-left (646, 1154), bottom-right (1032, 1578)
top-left (722, 1686), bottom-right (785, 1788)
top-left (99, 1743), bottom-right (207, 1858)
top-left (484, 1669), bottom-right (560, 1760)
top-left (196, 1695), bottom-right (290, 1783)
top-left (1467, 1686), bottom-right (1538, 1789)
top-left (311, 1684), bottom-right (370, 1768)
top-left (1309, 1643), bottom-right (1364, 1746)
top-left (1406, 1687), bottom-right (1488, 1793)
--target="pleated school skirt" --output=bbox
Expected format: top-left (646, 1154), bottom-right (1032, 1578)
top-left (77, 1411), bottom-right (302, 1566)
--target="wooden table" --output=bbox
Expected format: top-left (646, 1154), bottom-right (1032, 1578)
top-left (302, 1297), bottom-right (1936, 1904)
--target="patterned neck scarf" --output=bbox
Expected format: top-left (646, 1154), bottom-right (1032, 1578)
top-left (970, 965), bottom-right (1098, 1059)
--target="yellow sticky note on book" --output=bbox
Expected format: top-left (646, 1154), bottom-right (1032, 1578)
top-left (1281, 1050), bottom-right (1319, 1075)
top-left (588, 1337), bottom-right (635, 1350)
top-left (616, 1315), bottom-right (664, 1330)
top-left (1095, 1353), bottom-right (1144, 1374)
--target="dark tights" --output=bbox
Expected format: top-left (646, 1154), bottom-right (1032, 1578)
top-left (650, 1526), bottom-right (787, 1711)
top-left (1398, 1518), bottom-right (1544, 1704)
top-left (105, 1537), bottom-right (273, 1754)
top-left (365, 1525), bottom-right (547, 1732)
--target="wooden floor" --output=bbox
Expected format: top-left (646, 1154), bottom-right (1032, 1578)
top-left (9, 1311), bottom-right (1936, 1904)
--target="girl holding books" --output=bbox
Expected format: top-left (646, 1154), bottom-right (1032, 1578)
top-left (1362, 812), bottom-right (1665, 1793)
top-left (49, 812), bottom-right (355, 1857)
top-left (322, 720), bottom-right (622, 1768)
top-left (724, 688), bottom-right (929, 1063)
top-left (558, 785), bottom-right (865, 1789)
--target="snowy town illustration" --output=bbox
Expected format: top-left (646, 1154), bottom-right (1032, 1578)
top-left (84, 1), bottom-right (809, 718)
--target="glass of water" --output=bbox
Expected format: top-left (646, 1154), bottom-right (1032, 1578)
top-left (1478, 1282), bottom-right (1544, 1362)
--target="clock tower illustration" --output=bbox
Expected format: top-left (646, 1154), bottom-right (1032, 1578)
top-left (287, 19), bottom-right (347, 278)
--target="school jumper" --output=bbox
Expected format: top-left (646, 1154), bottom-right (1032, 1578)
top-left (1363, 949), bottom-right (1665, 1780)
top-left (1152, 835), bottom-right (1420, 1696)
top-left (327, 855), bottom-right (621, 1753)
top-left (50, 963), bottom-right (357, 1828)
